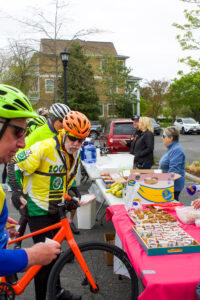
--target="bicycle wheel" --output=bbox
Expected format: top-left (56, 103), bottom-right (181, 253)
top-left (47, 241), bottom-right (138, 300)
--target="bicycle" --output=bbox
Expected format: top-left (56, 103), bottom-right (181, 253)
top-left (0, 196), bottom-right (139, 300)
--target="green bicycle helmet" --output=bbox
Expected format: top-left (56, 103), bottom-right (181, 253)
top-left (27, 115), bottom-right (46, 128)
top-left (0, 84), bottom-right (38, 119)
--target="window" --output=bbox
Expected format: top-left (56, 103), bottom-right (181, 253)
top-left (107, 104), bottom-right (117, 117)
top-left (110, 84), bottom-right (118, 94)
top-left (99, 104), bottom-right (104, 117)
top-left (113, 123), bottom-right (134, 135)
top-left (100, 59), bottom-right (107, 72)
top-left (45, 79), bottom-right (54, 93)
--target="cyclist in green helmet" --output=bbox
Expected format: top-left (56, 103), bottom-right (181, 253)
top-left (0, 84), bottom-right (60, 276)
top-left (26, 115), bottom-right (47, 136)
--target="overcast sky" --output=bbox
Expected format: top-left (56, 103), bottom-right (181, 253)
top-left (0, 0), bottom-right (197, 83)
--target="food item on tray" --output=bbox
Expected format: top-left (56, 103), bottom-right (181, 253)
top-left (144, 177), bottom-right (158, 184)
top-left (5, 223), bottom-right (16, 230)
top-left (132, 223), bottom-right (197, 249)
top-left (128, 208), bottom-right (177, 224)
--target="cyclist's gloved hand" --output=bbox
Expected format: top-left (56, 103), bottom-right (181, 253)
top-left (65, 198), bottom-right (80, 212)
top-left (68, 186), bottom-right (81, 200)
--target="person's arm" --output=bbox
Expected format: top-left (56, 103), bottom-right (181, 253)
top-left (25, 242), bottom-right (61, 269)
top-left (0, 248), bottom-right (28, 276)
top-left (0, 242), bottom-right (61, 276)
top-left (168, 148), bottom-right (185, 175)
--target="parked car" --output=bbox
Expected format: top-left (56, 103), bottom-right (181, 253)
top-left (89, 121), bottom-right (102, 140)
top-left (151, 118), bottom-right (161, 135)
top-left (99, 119), bottom-right (135, 153)
top-left (174, 118), bottom-right (200, 135)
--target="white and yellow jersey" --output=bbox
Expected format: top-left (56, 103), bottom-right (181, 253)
top-left (14, 133), bottom-right (80, 216)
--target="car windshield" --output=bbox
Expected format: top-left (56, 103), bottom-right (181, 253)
top-left (183, 118), bottom-right (197, 124)
top-left (113, 123), bottom-right (134, 135)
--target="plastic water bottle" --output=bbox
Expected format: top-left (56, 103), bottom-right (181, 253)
top-left (84, 143), bottom-right (97, 164)
top-left (81, 141), bottom-right (89, 161)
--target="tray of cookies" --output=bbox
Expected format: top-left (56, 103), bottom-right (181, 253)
top-left (131, 220), bottom-right (200, 255)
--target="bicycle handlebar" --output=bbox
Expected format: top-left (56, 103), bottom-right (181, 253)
top-left (58, 197), bottom-right (80, 219)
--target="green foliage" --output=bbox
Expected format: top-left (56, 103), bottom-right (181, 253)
top-left (168, 71), bottom-right (200, 120)
top-left (100, 56), bottom-right (140, 118)
top-left (58, 41), bottom-right (100, 120)
top-left (1, 42), bottom-right (37, 95)
top-left (173, 0), bottom-right (200, 70)
top-left (140, 96), bottom-right (147, 115)
top-left (140, 80), bottom-right (170, 119)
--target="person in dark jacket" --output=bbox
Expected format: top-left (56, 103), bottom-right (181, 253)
top-left (134, 116), bottom-right (154, 169)
top-left (120, 115), bottom-right (142, 162)
top-left (127, 115), bottom-right (142, 155)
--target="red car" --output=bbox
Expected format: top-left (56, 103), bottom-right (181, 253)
top-left (99, 119), bottom-right (135, 153)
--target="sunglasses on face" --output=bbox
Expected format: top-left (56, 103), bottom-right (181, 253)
top-left (0, 121), bottom-right (26, 138)
top-left (67, 135), bottom-right (85, 143)
top-left (162, 134), bottom-right (166, 138)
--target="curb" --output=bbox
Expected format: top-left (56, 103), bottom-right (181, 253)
top-left (185, 172), bottom-right (200, 183)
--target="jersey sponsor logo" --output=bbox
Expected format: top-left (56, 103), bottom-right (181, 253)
top-left (50, 176), bottom-right (64, 190)
top-left (17, 149), bottom-right (32, 162)
top-left (49, 165), bottom-right (66, 173)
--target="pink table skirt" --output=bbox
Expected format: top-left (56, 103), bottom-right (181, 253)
top-left (107, 205), bottom-right (200, 300)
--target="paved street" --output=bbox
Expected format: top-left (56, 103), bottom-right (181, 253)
top-left (1, 134), bottom-right (200, 299)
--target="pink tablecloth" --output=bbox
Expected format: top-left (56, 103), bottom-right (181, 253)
top-left (107, 205), bottom-right (200, 300)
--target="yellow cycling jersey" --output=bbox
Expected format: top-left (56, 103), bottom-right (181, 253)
top-left (14, 133), bottom-right (80, 216)
top-left (0, 185), bottom-right (6, 214)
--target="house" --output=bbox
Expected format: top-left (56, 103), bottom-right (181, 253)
top-left (30, 38), bottom-right (141, 117)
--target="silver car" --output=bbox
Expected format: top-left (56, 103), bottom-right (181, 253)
top-left (174, 118), bottom-right (200, 135)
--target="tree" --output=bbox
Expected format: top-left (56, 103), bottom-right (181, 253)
top-left (168, 71), bottom-right (200, 120)
top-left (58, 41), bottom-right (100, 120)
top-left (173, 0), bottom-right (200, 71)
top-left (3, 0), bottom-right (101, 103)
top-left (140, 80), bottom-right (170, 120)
top-left (0, 41), bottom-right (37, 95)
top-left (100, 57), bottom-right (139, 118)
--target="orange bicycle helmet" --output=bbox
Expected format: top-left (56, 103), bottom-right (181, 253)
top-left (63, 111), bottom-right (91, 138)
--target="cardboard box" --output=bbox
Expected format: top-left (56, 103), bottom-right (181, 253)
top-left (125, 173), bottom-right (177, 210)
top-left (132, 225), bottom-right (200, 256)
top-left (104, 233), bottom-right (115, 265)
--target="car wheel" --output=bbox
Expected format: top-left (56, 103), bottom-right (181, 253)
top-left (181, 127), bottom-right (186, 135)
top-left (90, 130), bottom-right (98, 140)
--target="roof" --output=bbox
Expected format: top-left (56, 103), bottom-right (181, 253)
top-left (40, 39), bottom-right (118, 56)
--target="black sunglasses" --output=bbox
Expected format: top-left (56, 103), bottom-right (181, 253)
top-left (67, 135), bottom-right (85, 143)
top-left (0, 121), bottom-right (26, 138)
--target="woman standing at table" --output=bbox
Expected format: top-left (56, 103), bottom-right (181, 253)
top-left (159, 126), bottom-right (185, 201)
top-left (133, 116), bottom-right (154, 169)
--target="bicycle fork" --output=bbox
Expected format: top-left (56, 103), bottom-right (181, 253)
top-left (55, 218), bottom-right (99, 293)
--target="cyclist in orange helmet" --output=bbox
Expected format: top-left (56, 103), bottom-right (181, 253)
top-left (8, 111), bottom-right (91, 300)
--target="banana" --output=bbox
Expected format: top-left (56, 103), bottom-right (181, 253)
top-left (110, 182), bottom-right (118, 188)
top-left (115, 190), bottom-right (123, 198)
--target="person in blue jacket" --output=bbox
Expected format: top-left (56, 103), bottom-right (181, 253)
top-left (159, 126), bottom-right (186, 201)
top-left (0, 84), bottom-right (61, 276)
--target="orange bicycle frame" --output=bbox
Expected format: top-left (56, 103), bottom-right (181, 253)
top-left (2, 216), bottom-right (98, 295)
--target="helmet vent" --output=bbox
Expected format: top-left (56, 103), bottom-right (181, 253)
top-left (3, 104), bottom-right (17, 111)
top-left (0, 90), bottom-right (6, 95)
top-left (14, 99), bottom-right (29, 110)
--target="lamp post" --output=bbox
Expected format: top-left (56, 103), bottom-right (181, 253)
top-left (60, 50), bottom-right (70, 105)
